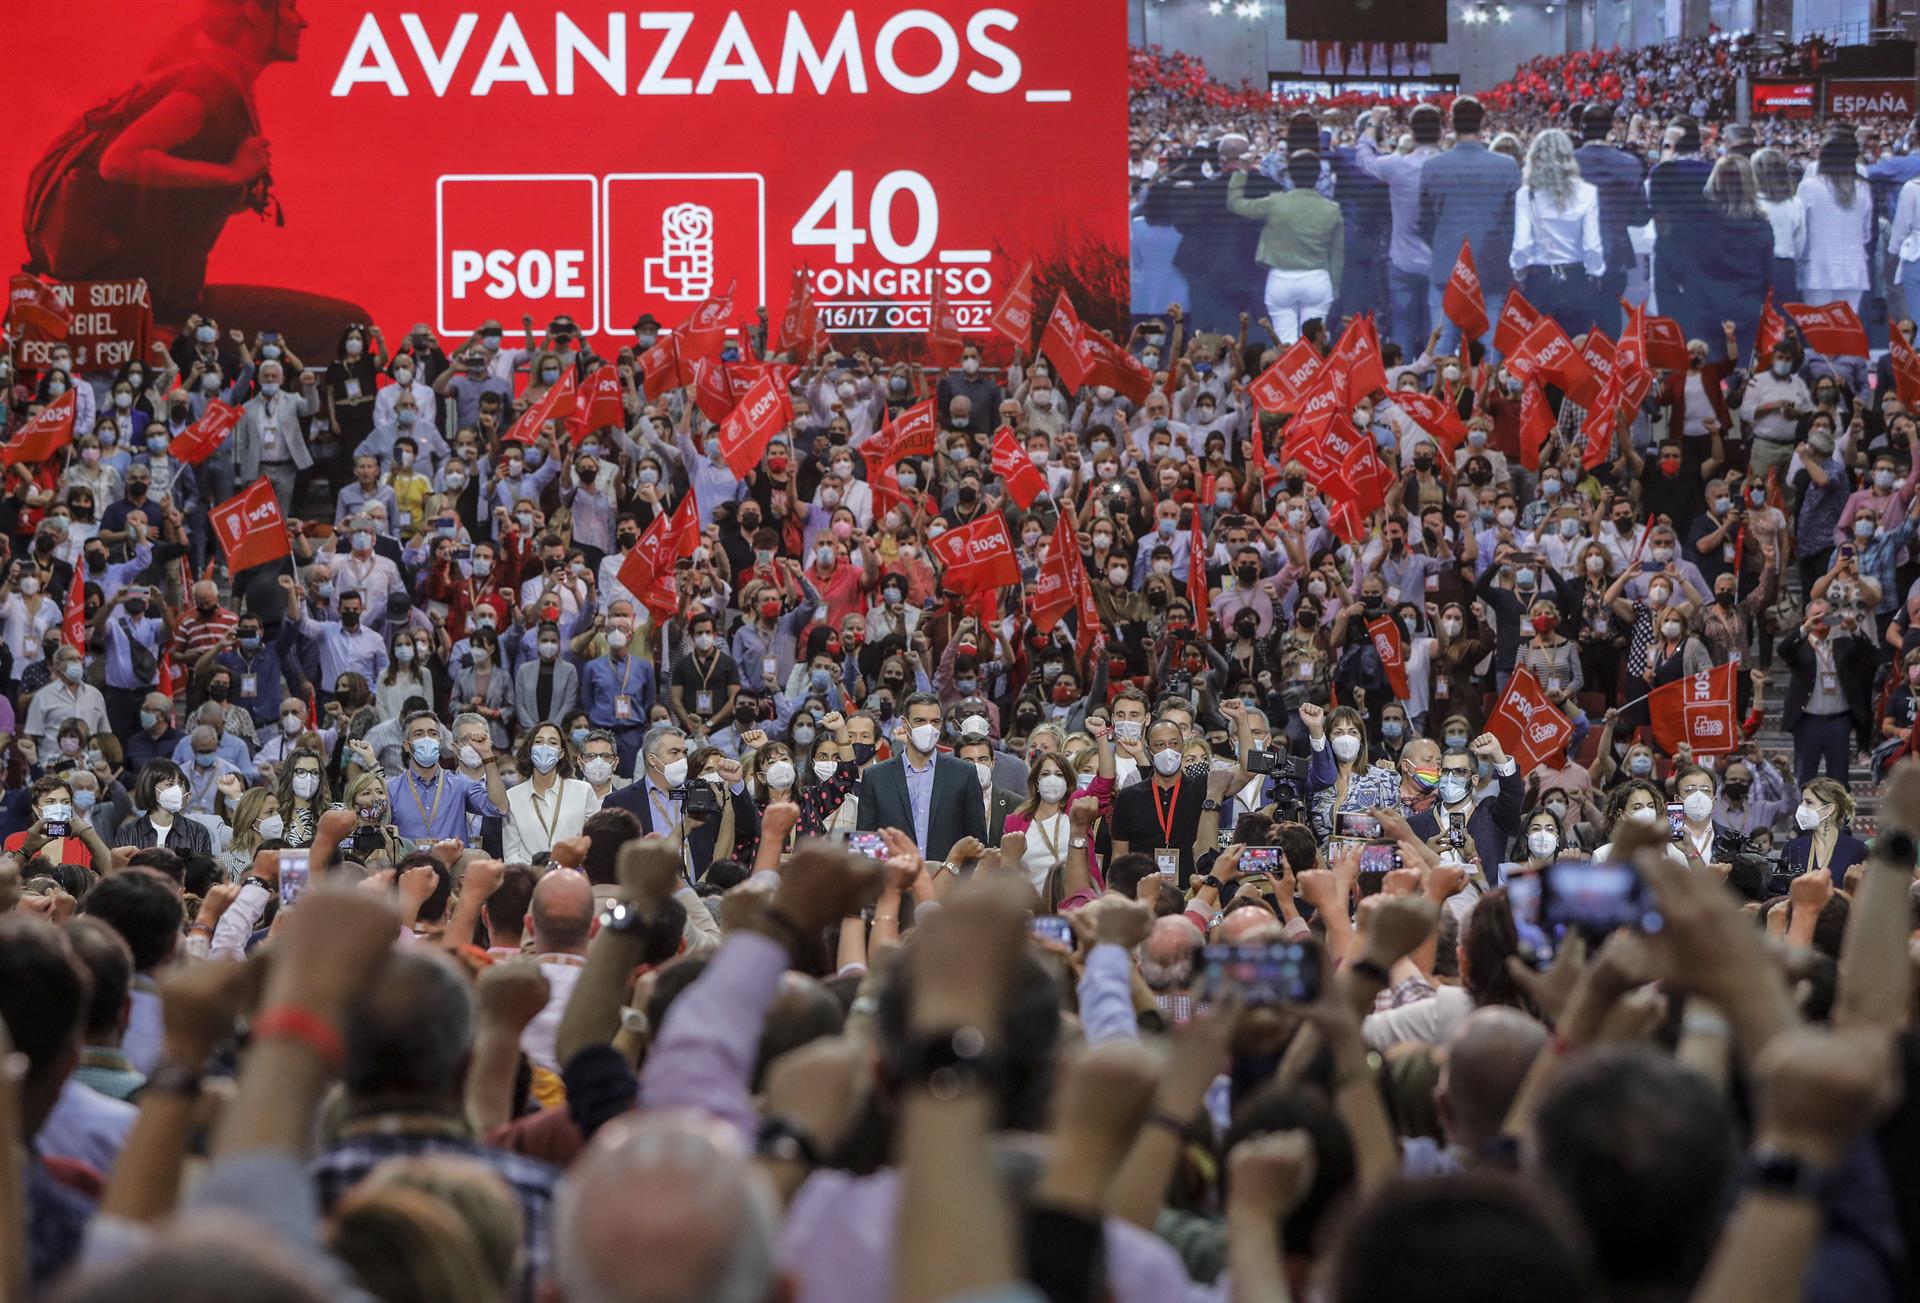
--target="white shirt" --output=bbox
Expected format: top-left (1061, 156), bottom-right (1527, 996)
top-left (1759, 195), bottom-right (1808, 262)
top-left (38, 1078), bottom-right (136, 1173)
top-left (1511, 180), bottom-right (1604, 276)
top-left (1795, 173), bottom-right (1873, 290)
top-left (520, 954), bottom-right (585, 1074)
top-left (1014, 809), bottom-right (1072, 889)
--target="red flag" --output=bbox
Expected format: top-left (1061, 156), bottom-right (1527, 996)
top-left (865, 398), bottom-right (938, 473)
top-left (1754, 290), bottom-right (1787, 368)
top-left (62, 563), bottom-right (86, 653)
top-left (1580, 329), bottom-right (1616, 389)
top-left (157, 652), bottom-right (175, 700)
top-left (1039, 292), bottom-right (1088, 390)
top-left (991, 426), bottom-right (1048, 508)
top-left (1519, 379), bottom-right (1554, 472)
top-left (639, 334), bottom-right (689, 399)
top-left (1441, 239), bottom-right (1491, 340)
top-left (692, 356), bottom-right (736, 423)
top-left (1508, 317), bottom-right (1600, 406)
top-left (927, 514), bottom-right (1020, 594)
top-left (1325, 433), bottom-right (1390, 545)
top-left (1486, 666), bottom-right (1575, 772)
top-left (1648, 661), bottom-right (1739, 755)
top-left (1892, 322), bottom-right (1920, 407)
top-left (716, 371), bottom-right (794, 477)
top-left (1615, 299), bottom-right (1653, 409)
top-left (1492, 288), bottom-right (1544, 357)
top-left (1393, 389), bottom-right (1469, 454)
top-left (568, 364), bottom-right (625, 442)
top-left (1031, 512), bottom-right (1078, 633)
top-left (989, 260), bottom-right (1036, 345)
top-left (209, 479), bottom-right (291, 573)
top-left (773, 266), bottom-right (819, 363)
top-left (1188, 510), bottom-right (1211, 638)
top-left (1366, 615), bottom-right (1409, 699)
top-left (927, 278), bottom-right (965, 368)
top-left (168, 400), bottom-right (240, 465)
top-left (1248, 338), bottom-right (1325, 414)
top-left (1328, 315), bottom-right (1388, 403)
top-left (677, 280), bottom-right (736, 359)
top-left (7, 275), bottom-right (72, 338)
top-left (503, 368), bottom-right (577, 445)
top-left (1642, 314), bottom-right (1688, 371)
top-left (1072, 548), bottom-right (1105, 661)
top-left (1073, 327), bottom-right (1154, 403)
top-left (1784, 300), bottom-right (1871, 359)
top-left (1580, 376), bottom-right (1621, 470)
top-left (617, 489), bottom-right (700, 625)
top-left (1, 390), bottom-right (75, 465)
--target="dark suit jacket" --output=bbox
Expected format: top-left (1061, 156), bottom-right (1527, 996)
top-left (1779, 832), bottom-right (1870, 891)
top-left (985, 785), bottom-right (1022, 848)
top-left (1646, 156), bottom-right (1714, 299)
top-left (1574, 142), bottom-right (1650, 276)
top-left (605, 779), bottom-right (761, 881)
top-left (1407, 770), bottom-right (1524, 882)
top-left (856, 754), bottom-right (987, 861)
top-left (112, 813), bottom-right (213, 858)
top-left (1777, 627), bottom-right (1874, 735)
top-left (1416, 142), bottom-right (1521, 296)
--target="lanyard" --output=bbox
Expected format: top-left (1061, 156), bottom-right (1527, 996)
top-left (691, 650), bottom-right (719, 689)
top-left (1032, 811), bottom-right (1065, 865)
top-left (1150, 775), bottom-right (1183, 845)
top-left (408, 769), bottom-right (446, 830)
top-left (530, 781), bottom-right (563, 847)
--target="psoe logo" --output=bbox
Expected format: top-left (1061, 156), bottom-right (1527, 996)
top-left (1692, 717), bottom-right (1725, 737)
top-left (644, 203), bottom-right (716, 302)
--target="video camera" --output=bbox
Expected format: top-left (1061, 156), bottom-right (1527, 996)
top-left (678, 781), bottom-right (723, 820)
top-left (1246, 750), bottom-right (1306, 781)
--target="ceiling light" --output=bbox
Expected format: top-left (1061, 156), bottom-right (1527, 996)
top-left (1495, 5), bottom-right (1512, 20)
top-left (1209, 0), bottom-right (1224, 12)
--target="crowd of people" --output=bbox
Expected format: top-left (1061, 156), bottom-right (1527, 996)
top-left (0, 19), bottom-right (1919, 1303)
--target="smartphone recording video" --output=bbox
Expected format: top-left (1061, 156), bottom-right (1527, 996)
top-left (1199, 942), bottom-right (1322, 1006)
top-left (1541, 859), bottom-right (1663, 943)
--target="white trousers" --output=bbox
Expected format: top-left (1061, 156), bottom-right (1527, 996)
top-left (1264, 269), bottom-right (1334, 344)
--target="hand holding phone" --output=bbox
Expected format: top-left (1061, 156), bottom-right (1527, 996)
top-left (843, 830), bottom-right (889, 861)
top-left (278, 850), bottom-right (311, 908)
top-left (1199, 942), bottom-right (1321, 1006)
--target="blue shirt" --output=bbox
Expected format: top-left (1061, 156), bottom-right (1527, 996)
top-left (171, 730), bottom-right (258, 781)
top-left (296, 609), bottom-right (389, 691)
top-left (386, 766), bottom-right (503, 841)
top-left (580, 653), bottom-right (656, 729)
top-left (215, 636), bottom-right (292, 729)
top-left (103, 612), bottom-right (165, 690)
top-left (903, 755), bottom-right (936, 853)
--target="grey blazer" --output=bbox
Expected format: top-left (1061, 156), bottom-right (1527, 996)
top-left (513, 658), bottom-right (579, 733)
top-left (233, 389), bottom-right (318, 479)
top-left (1416, 141), bottom-right (1522, 295)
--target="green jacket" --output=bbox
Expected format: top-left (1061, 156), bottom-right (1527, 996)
top-left (1227, 173), bottom-right (1344, 295)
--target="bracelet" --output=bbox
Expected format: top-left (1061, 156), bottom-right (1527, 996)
top-left (251, 1005), bottom-right (346, 1072)
top-left (188, 922), bottom-right (215, 937)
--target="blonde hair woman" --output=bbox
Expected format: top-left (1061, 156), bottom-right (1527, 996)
top-left (217, 786), bottom-right (285, 880)
top-left (1512, 128), bottom-right (1602, 336)
top-left (1752, 147), bottom-right (1806, 301)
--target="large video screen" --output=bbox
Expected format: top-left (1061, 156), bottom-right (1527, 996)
top-left (1288, 0), bottom-right (1447, 46)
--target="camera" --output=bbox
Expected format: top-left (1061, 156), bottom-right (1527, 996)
top-left (679, 782), bottom-right (722, 819)
top-left (1246, 750), bottom-right (1304, 780)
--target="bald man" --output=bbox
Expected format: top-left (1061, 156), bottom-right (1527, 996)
top-left (174, 579), bottom-right (238, 662)
top-left (521, 868), bottom-right (594, 1073)
top-left (1403, 1006), bottom-right (1548, 1177)
top-left (1139, 915), bottom-right (1204, 1023)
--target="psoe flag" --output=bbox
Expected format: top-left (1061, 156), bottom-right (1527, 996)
top-left (211, 479), bottom-right (291, 574)
top-left (1486, 666), bottom-right (1574, 772)
top-left (1649, 662), bottom-right (1739, 755)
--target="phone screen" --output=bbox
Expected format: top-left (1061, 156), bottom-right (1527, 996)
top-left (843, 830), bottom-right (890, 861)
top-left (1239, 846), bottom-right (1284, 876)
top-left (1506, 873), bottom-right (1554, 965)
top-left (1199, 942), bottom-right (1322, 1006)
top-left (1448, 811), bottom-right (1467, 848)
top-left (1666, 802), bottom-right (1685, 842)
top-left (1337, 811), bottom-right (1382, 838)
top-left (278, 850), bottom-right (311, 908)
top-left (1541, 859), bottom-right (1663, 940)
top-left (1357, 841), bottom-right (1400, 895)
top-left (1029, 916), bottom-right (1074, 947)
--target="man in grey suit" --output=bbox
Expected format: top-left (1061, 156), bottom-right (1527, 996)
top-left (232, 359), bottom-right (318, 516)
top-left (1575, 103), bottom-right (1651, 335)
top-left (857, 691), bottom-right (988, 863)
top-left (1418, 97), bottom-right (1521, 360)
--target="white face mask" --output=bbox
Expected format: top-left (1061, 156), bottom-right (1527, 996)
top-left (1527, 828), bottom-right (1558, 859)
top-left (155, 784), bottom-right (184, 814)
top-left (1682, 791), bottom-right (1715, 823)
top-left (812, 758), bottom-right (839, 781)
top-left (764, 760), bottom-right (796, 790)
top-left (256, 814), bottom-right (286, 841)
top-left (1441, 618), bottom-right (1462, 637)
top-left (1628, 805), bottom-right (1660, 825)
top-left (660, 757), bottom-right (690, 787)
top-left (582, 757), bottom-right (616, 787)
top-left (1795, 802), bottom-right (1823, 831)
top-left (458, 743), bottom-right (485, 770)
top-left (1152, 747), bottom-right (1183, 776)
top-left (1661, 620), bottom-right (1683, 640)
top-left (1037, 774), bottom-right (1069, 803)
top-left (292, 772), bottom-right (320, 799)
top-left (975, 760), bottom-right (993, 789)
top-left (909, 723), bottom-right (941, 755)
top-left (1331, 734), bottom-right (1361, 763)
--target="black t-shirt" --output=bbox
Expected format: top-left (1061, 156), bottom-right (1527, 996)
top-left (1110, 775), bottom-right (1207, 888)
top-left (670, 648), bottom-right (739, 721)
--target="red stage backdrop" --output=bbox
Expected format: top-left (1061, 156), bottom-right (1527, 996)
top-left (1, 2), bottom-right (1126, 356)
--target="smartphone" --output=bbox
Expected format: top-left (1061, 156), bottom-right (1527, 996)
top-left (1505, 872), bottom-right (1555, 965)
top-left (1541, 858), bottom-right (1663, 942)
top-left (1839, 544), bottom-right (1855, 561)
top-left (455, 544), bottom-right (473, 562)
top-left (1357, 841), bottom-right (1401, 896)
top-left (278, 850), bottom-right (311, 908)
top-left (1337, 811), bottom-right (1382, 839)
top-left (843, 830), bottom-right (890, 861)
top-left (1665, 802), bottom-right (1685, 843)
top-left (1029, 916), bottom-right (1074, 947)
top-left (43, 817), bottom-right (69, 839)
top-left (1448, 811), bottom-right (1467, 850)
top-left (1239, 846), bottom-right (1285, 876)
top-left (1199, 942), bottom-right (1322, 1006)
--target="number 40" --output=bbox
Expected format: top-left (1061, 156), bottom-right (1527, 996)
top-left (792, 170), bottom-right (939, 265)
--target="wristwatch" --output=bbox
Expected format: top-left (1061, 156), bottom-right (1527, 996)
top-left (1198, 874), bottom-right (1224, 892)
top-left (890, 1026), bottom-right (1005, 1100)
top-left (1201, 798), bottom-right (1221, 812)
top-left (1070, 837), bottom-right (1088, 849)
top-left (1743, 1143), bottom-right (1833, 1201)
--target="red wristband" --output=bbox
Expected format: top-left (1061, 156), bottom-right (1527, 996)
top-left (252, 1005), bottom-right (346, 1072)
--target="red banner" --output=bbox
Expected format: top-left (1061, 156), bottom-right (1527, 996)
top-left (1508, 317), bottom-right (1599, 406)
top-left (1486, 665), bottom-right (1575, 772)
top-left (1442, 239), bottom-right (1490, 341)
top-left (1892, 323), bottom-right (1920, 408)
top-left (865, 398), bottom-right (937, 473)
top-left (1643, 314), bottom-right (1688, 371)
top-left (62, 563), bottom-right (87, 653)
top-left (568, 364), bottom-right (626, 441)
top-left (928, 514), bottom-right (1019, 594)
top-left (1755, 290), bottom-right (1787, 366)
top-left (1031, 511), bottom-right (1078, 632)
top-left (1, 390), bottom-right (75, 466)
top-left (1492, 288), bottom-right (1543, 357)
top-left (1393, 389), bottom-right (1468, 453)
top-left (676, 281), bottom-right (736, 360)
top-left (1826, 77), bottom-right (1914, 117)
top-left (717, 371), bottom-right (794, 477)
top-left (1580, 376), bottom-right (1620, 470)
top-left (169, 399), bottom-right (240, 466)
top-left (1039, 291), bottom-right (1086, 389)
top-left (1580, 329), bottom-right (1615, 390)
top-left (7, 277), bottom-right (151, 373)
top-left (1615, 298), bottom-right (1652, 409)
top-left (1751, 78), bottom-right (1817, 117)
top-left (989, 259), bottom-right (1035, 345)
top-left (991, 426), bottom-right (1048, 508)
top-left (640, 334), bottom-right (690, 399)
top-left (1648, 661), bottom-right (1739, 755)
top-left (927, 277), bottom-right (965, 367)
top-left (1367, 614), bottom-right (1408, 700)
top-left (8, 275), bottom-right (71, 338)
top-left (617, 489), bottom-right (701, 624)
top-left (1519, 379), bottom-right (1553, 472)
top-left (773, 266), bottom-right (820, 364)
top-left (1072, 321), bottom-right (1153, 402)
top-left (210, 479), bottom-right (291, 573)
top-left (1189, 510), bottom-right (1211, 638)
top-left (1248, 338), bottom-right (1325, 414)
top-left (503, 368), bottom-right (577, 444)
top-left (1785, 300), bottom-right (1871, 359)
top-left (1327, 315), bottom-right (1387, 403)
top-left (692, 356), bottom-right (736, 423)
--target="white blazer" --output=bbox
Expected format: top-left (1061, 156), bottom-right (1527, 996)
top-left (503, 777), bottom-right (593, 863)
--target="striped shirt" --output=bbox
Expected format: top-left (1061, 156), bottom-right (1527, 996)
top-left (173, 606), bottom-right (238, 662)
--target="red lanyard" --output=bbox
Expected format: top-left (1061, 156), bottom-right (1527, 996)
top-left (1150, 775), bottom-right (1183, 844)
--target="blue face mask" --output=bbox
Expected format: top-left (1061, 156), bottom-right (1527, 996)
top-left (1439, 775), bottom-right (1469, 805)
top-left (955, 676), bottom-right (977, 694)
top-left (139, 710), bottom-right (158, 729)
top-left (1443, 733), bottom-right (1468, 750)
top-left (411, 737), bottom-right (442, 768)
top-left (1382, 721), bottom-right (1404, 742)
top-left (571, 727), bottom-right (590, 746)
top-left (1629, 753), bottom-right (1653, 776)
top-left (810, 669), bottom-right (832, 695)
top-left (193, 751), bottom-right (216, 767)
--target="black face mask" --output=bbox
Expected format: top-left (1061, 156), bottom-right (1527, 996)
top-left (208, 682), bottom-right (229, 700)
top-left (126, 599), bottom-right (147, 615)
top-left (738, 516), bottom-right (760, 533)
top-left (1715, 590), bottom-right (1736, 608)
top-left (617, 532), bottom-right (638, 549)
top-left (128, 482), bottom-right (148, 498)
top-left (851, 742), bottom-right (878, 764)
top-left (341, 611), bottom-right (360, 629)
top-left (1722, 780), bottom-right (1750, 800)
top-left (1235, 565), bottom-right (1258, 584)
top-left (1234, 617), bottom-right (1259, 639)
